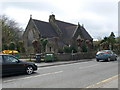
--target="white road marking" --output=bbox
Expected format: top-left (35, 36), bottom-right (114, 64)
top-left (3, 71), bottom-right (63, 83)
top-left (79, 64), bottom-right (99, 69)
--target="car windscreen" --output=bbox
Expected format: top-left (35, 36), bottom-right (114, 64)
top-left (96, 50), bottom-right (113, 55)
top-left (3, 55), bottom-right (19, 63)
top-left (96, 51), bottom-right (104, 55)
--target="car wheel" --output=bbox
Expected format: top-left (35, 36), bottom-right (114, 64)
top-left (107, 57), bottom-right (111, 62)
top-left (26, 66), bottom-right (33, 75)
top-left (96, 59), bottom-right (99, 62)
top-left (115, 57), bottom-right (117, 61)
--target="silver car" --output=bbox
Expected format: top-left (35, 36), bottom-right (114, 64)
top-left (96, 50), bottom-right (117, 62)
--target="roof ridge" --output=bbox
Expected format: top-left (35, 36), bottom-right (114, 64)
top-left (32, 19), bottom-right (49, 23)
top-left (56, 19), bottom-right (77, 26)
top-left (32, 19), bottom-right (77, 26)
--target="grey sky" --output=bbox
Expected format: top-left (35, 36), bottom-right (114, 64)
top-left (1, 0), bottom-right (119, 40)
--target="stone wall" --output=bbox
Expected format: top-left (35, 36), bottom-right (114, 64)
top-left (55, 53), bottom-right (71, 61)
top-left (55, 52), bottom-right (96, 61)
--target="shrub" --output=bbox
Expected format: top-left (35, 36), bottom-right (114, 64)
top-left (63, 45), bottom-right (71, 53)
top-left (81, 42), bottom-right (87, 52)
top-left (9, 42), bottom-right (16, 50)
top-left (2, 44), bottom-right (8, 50)
top-left (63, 45), bottom-right (77, 53)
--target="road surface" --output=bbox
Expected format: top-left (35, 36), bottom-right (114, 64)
top-left (2, 58), bottom-right (119, 88)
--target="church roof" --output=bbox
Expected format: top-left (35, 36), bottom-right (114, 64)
top-left (33, 19), bottom-right (58, 38)
top-left (55, 20), bottom-right (77, 39)
top-left (32, 17), bottom-right (92, 41)
top-left (72, 25), bottom-right (93, 40)
top-left (80, 26), bottom-right (93, 40)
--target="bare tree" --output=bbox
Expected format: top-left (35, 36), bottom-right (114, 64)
top-left (1, 15), bottom-right (24, 51)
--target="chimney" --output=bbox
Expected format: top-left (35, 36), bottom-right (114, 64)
top-left (49, 14), bottom-right (55, 22)
top-left (78, 22), bottom-right (80, 26)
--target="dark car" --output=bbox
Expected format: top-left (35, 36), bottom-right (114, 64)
top-left (0, 54), bottom-right (37, 76)
top-left (96, 50), bottom-right (117, 62)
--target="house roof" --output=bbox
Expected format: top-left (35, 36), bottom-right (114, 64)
top-left (80, 26), bottom-right (93, 40)
top-left (56, 20), bottom-right (92, 40)
top-left (33, 19), bottom-right (58, 38)
top-left (32, 18), bottom-right (92, 42)
top-left (55, 20), bottom-right (77, 40)
top-left (73, 25), bottom-right (93, 40)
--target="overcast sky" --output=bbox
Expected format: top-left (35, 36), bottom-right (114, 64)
top-left (1, 0), bottom-right (119, 40)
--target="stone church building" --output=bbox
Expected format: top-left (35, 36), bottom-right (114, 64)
top-left (23, 14), bottom-right (93, 53)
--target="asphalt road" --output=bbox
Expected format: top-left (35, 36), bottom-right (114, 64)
top-left (2, 58), bottom-right (119, 88)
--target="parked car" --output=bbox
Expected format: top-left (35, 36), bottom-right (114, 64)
top-left (0, 54), bottom-right (37, 76)
top-left (96, 50), bottom-right (117, 62)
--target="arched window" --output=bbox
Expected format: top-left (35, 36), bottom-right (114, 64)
top-left (27, 29), bottom-right (34, 46)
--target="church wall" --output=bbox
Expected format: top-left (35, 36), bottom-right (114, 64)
top-left (23, 19), bottom-right (40, 53)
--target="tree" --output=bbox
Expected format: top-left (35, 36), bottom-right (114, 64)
top-left (1, 15), bottom-right (23, 50)
top-left (2, 44), bottom-right (8, 50)
top-left (110, 32), bottom-right (115, 38)
top-left (116, 37), bottom-right (120, 44)
top-left (93, 40), bottom-right (101, 51)
top-left (108, 32), bottom-right (116, 50)
top-left (114, 37), bottom-right (120, 51)
top-left (63, 45), bottom-right (77, 53)
top-left (70, 45), bottom-right (77, 53)
top-left (9, 42), bottom-right (16, 50)
top-left (63, 45), bottom-right (71, 53)
top-left (40, 38), bottom-right (48, 53)
top-left (16, 41), bottom-right (25, 53)
top-left (100, 37), bottom-right (108, 44)
top-left (81, 41), bottom-right (87, 52)
top-left (99, 32), bottom-right (116, 50)
top-left (100, 37), bottom-right (109, 50)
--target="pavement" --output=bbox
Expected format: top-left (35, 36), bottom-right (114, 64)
top-left (99, 77), bottom-right (118, 88)
top-left (86, 74), bottom-right (119, 88)
top-left (20, 58), bottom-right (95, 67)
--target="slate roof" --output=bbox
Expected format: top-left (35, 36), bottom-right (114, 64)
top-left (32, 18), bottom-right (92, 41)
top-left (72, 25), bottom-right (93, 40)
top-left (33, 19), bottom-right (58, 38)
top-left (80, 27), bottom-right (93, 40)
top-left (55, 20), bottom-right (77, 39)
top-left (56, 20), bottom-right (92, 40)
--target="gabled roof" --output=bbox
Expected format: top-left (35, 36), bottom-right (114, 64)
top-left (32, 19), bottom-right (58, 38)
top-left (56, 20), bottom-right (92, 40)
top-left (80, 26), bottom-right (93, 40)
top-left (31, 18), bottom-right (92, 42)
top-left (55, 20), bottom-right (77, 39)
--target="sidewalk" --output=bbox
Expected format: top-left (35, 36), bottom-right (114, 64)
top-left (20, 58), bottom-right (94, 67)
top-left (86, 74), bottom-right (119, 88)
top-left (100, 78), bottom-right (118, 88)
top-left (20, 56), bottom-right (120, 68)
top-left (92, 76), bottom-right (118, 88)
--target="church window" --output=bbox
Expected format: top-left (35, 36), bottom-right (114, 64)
top-left (50, 47), bottom-right (52, 52)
